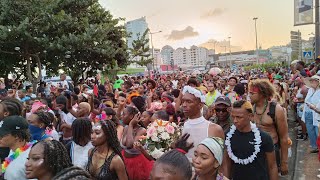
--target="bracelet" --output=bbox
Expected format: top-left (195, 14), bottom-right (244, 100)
top-left (175, 148), bottom-right (187, 154)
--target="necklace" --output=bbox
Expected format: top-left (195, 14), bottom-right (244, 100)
top-left (1, 140), bottom-right (37, 173)
top-left (253, 100), bottom-right (268, 124)
top-left (225, 122), bottom-right (261, 165)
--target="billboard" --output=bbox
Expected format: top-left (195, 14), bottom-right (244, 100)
top-left (294, 0), bottom-right (313, 26)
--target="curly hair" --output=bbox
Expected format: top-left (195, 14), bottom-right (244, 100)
top-left (131, 96), bottom-right (146, 113)
top-left (0, 97), bottom-right (23, 116)
top-left (11, 129), bottom-right (31, 142)
top-left (249, 79), bottom-right (276, 99)
top-left (99, 120), bottom-right (123, 160)
top-left (36, 140), bottom-right (72, 176)
top-left (72, 118), bottom-right (92, 146)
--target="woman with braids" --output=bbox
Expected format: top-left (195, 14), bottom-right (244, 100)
top-left (25, 140), bottom-right (91, 180)
top-left (87, 120), bottom-right (128, 180)
top-left (0, 97), bottom-right (23, 162)
top-left (150, 134), bottom-right (193, 180)
top-left (27, 111), bottom-right (53, 141)
top-left (65, 118), bottom-right (93, 169)
top-left (104, 107), bottom-right (124, 140)
top-left (121, 106), bottom-right (154, 180)
top-left (0, 116), bottom-right (35, 180)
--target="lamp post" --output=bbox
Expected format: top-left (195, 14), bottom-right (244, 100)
top-left (253, 17), bottom-right (259, 64)
top-left (228, 37), bottom-right (232, 67)
top-left (149, 30), bottom-right (162, 71)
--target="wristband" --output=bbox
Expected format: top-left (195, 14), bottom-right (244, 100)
top-left (176, 148), bottom-right (187, 154)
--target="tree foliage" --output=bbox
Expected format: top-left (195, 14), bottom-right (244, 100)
top-left (0, 0), bottom-right (128, 83)
top-left (128, 29), bottom-right (153, 68)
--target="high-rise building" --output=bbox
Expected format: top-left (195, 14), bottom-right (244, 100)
top-left (125, 17), bottom-right (149, 49)
top-left (161, 45), bottom-right (212, 67)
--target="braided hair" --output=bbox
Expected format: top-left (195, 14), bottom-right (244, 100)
top-left (0, 97), bottom-right (23, 116)
top-left (35, 140), bottom-right (72, 176)
top-left (72, 118), bottom-right (92, 146)
top-left (33, 111), bottom-right (52, 128)
top-left (52, 166), bottom-right (91, 180)
top-left (99, 120), bottom-right (123, 160)
top-left (154, 133), bottom-right (193, 180)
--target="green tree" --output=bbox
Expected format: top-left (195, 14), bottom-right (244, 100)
top-left (0, 0), bottom-right (128, 85)
top-left (129, 29), bottom-right (153, 68)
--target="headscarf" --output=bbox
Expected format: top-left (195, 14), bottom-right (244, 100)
top-left (199, 137), bottom-right (224, 165)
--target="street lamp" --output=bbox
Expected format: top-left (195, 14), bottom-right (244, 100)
top-left (253, 17), bottom-right (259, 64)
top-left (149, 30), bottom-right (162, 71)
top-left (228, 37), bottom-right (232, 67)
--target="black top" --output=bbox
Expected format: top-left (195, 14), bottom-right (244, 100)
top-left (0, 147), bottom-right (10, 163)
top-left (230, 129), bottom-right (274, 180)
top-left (87, 148), bottom-right (118, 180)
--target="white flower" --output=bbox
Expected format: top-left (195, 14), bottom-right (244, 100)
top-left (157, 126), bottom-right (165, 133)
top-left (151, 134), bottom-right (159, 142)
top-left (225, 122), bottom-right (261, 165)
top-left (161, 132), bottom-right (170, 140)
top-left (150, 148), bottom-right (165, 159)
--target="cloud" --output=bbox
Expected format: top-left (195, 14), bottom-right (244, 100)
top-left (201, 8), bottom-right (226, 19)
top-left (167, 26), bottom-right (199, 40)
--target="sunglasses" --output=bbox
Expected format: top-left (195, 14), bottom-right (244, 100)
top-left (215, 108), bottom-right (228, 113)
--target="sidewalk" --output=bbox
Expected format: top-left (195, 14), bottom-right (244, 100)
top-left (290, 108), bottom-right (320, 180)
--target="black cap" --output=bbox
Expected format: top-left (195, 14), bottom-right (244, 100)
top-left (0, 116), bottom-right (29, 137)
top-left (214, 96), bottom-right (231, 107)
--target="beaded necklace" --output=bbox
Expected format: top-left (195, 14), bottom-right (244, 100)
top-left (1, 140), bottom-right (37, 173)
top-left (253, 100), bottom-right (268, 124)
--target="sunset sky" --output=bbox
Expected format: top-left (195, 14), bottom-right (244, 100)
top-left (99, 0), bottom-right (314, 52)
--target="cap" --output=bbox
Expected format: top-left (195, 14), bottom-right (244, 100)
top-left (214, 96), bottom-right (231, 107)
top-left (0, 116), bottom-right (29, 137)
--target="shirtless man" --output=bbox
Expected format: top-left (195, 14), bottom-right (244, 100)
top-left (181, 86), bottom-right (224, 160)
top-left (249, 79), bottom-right (289, 175)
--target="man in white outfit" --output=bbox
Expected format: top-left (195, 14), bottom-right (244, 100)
top-left (181, 85), bottom-right (224, 160)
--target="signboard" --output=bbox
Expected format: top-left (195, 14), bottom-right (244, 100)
top-left (303, 51), bottom-right (313, 59)
top-left (294, 0), bottom-right (313, 26)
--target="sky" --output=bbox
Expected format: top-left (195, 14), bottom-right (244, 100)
top-left (99, 0), bottom-right (314, 53)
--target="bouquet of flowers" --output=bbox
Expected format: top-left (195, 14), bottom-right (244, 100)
top-left (140, 119), bottom-right (181, 159)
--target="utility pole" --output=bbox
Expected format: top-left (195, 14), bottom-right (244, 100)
top-left (149, 30), bottom-right (162, 72)
top-left (228, 36), bottom-right (232, 67)
top-left (253, 17), bottom-right (259, 64)
top-left (315, 0), bottom-right (320, 58)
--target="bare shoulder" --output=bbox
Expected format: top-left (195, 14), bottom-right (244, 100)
top-left (110, 154), bottom-right (125, 170)
top-left (208, 122), bottom-right (225, 139)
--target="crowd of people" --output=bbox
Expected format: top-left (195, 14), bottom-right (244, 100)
top-left (0, 58), bottom-right (320, 180)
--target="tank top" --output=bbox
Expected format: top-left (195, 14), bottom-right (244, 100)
top-left (182, 116), bottom-right (210, 161)
top-left (87, 148), bottom-right (118, 180)
top-left (296, 88), bottom-right (304, 99)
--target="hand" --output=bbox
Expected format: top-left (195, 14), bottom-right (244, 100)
top-left (280, 162), bottom-right (289, 175)
top-left (129, 113), bottom-right (141, 126)
top-left (172, 133), bottom-right (194, 152)
top-left (133, 141), bottom-right (143, 151)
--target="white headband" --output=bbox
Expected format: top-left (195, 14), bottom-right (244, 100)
top-left (200, 137), bottom-right (224, 165)
top-left (182, 86), bottom-right (206, 103)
